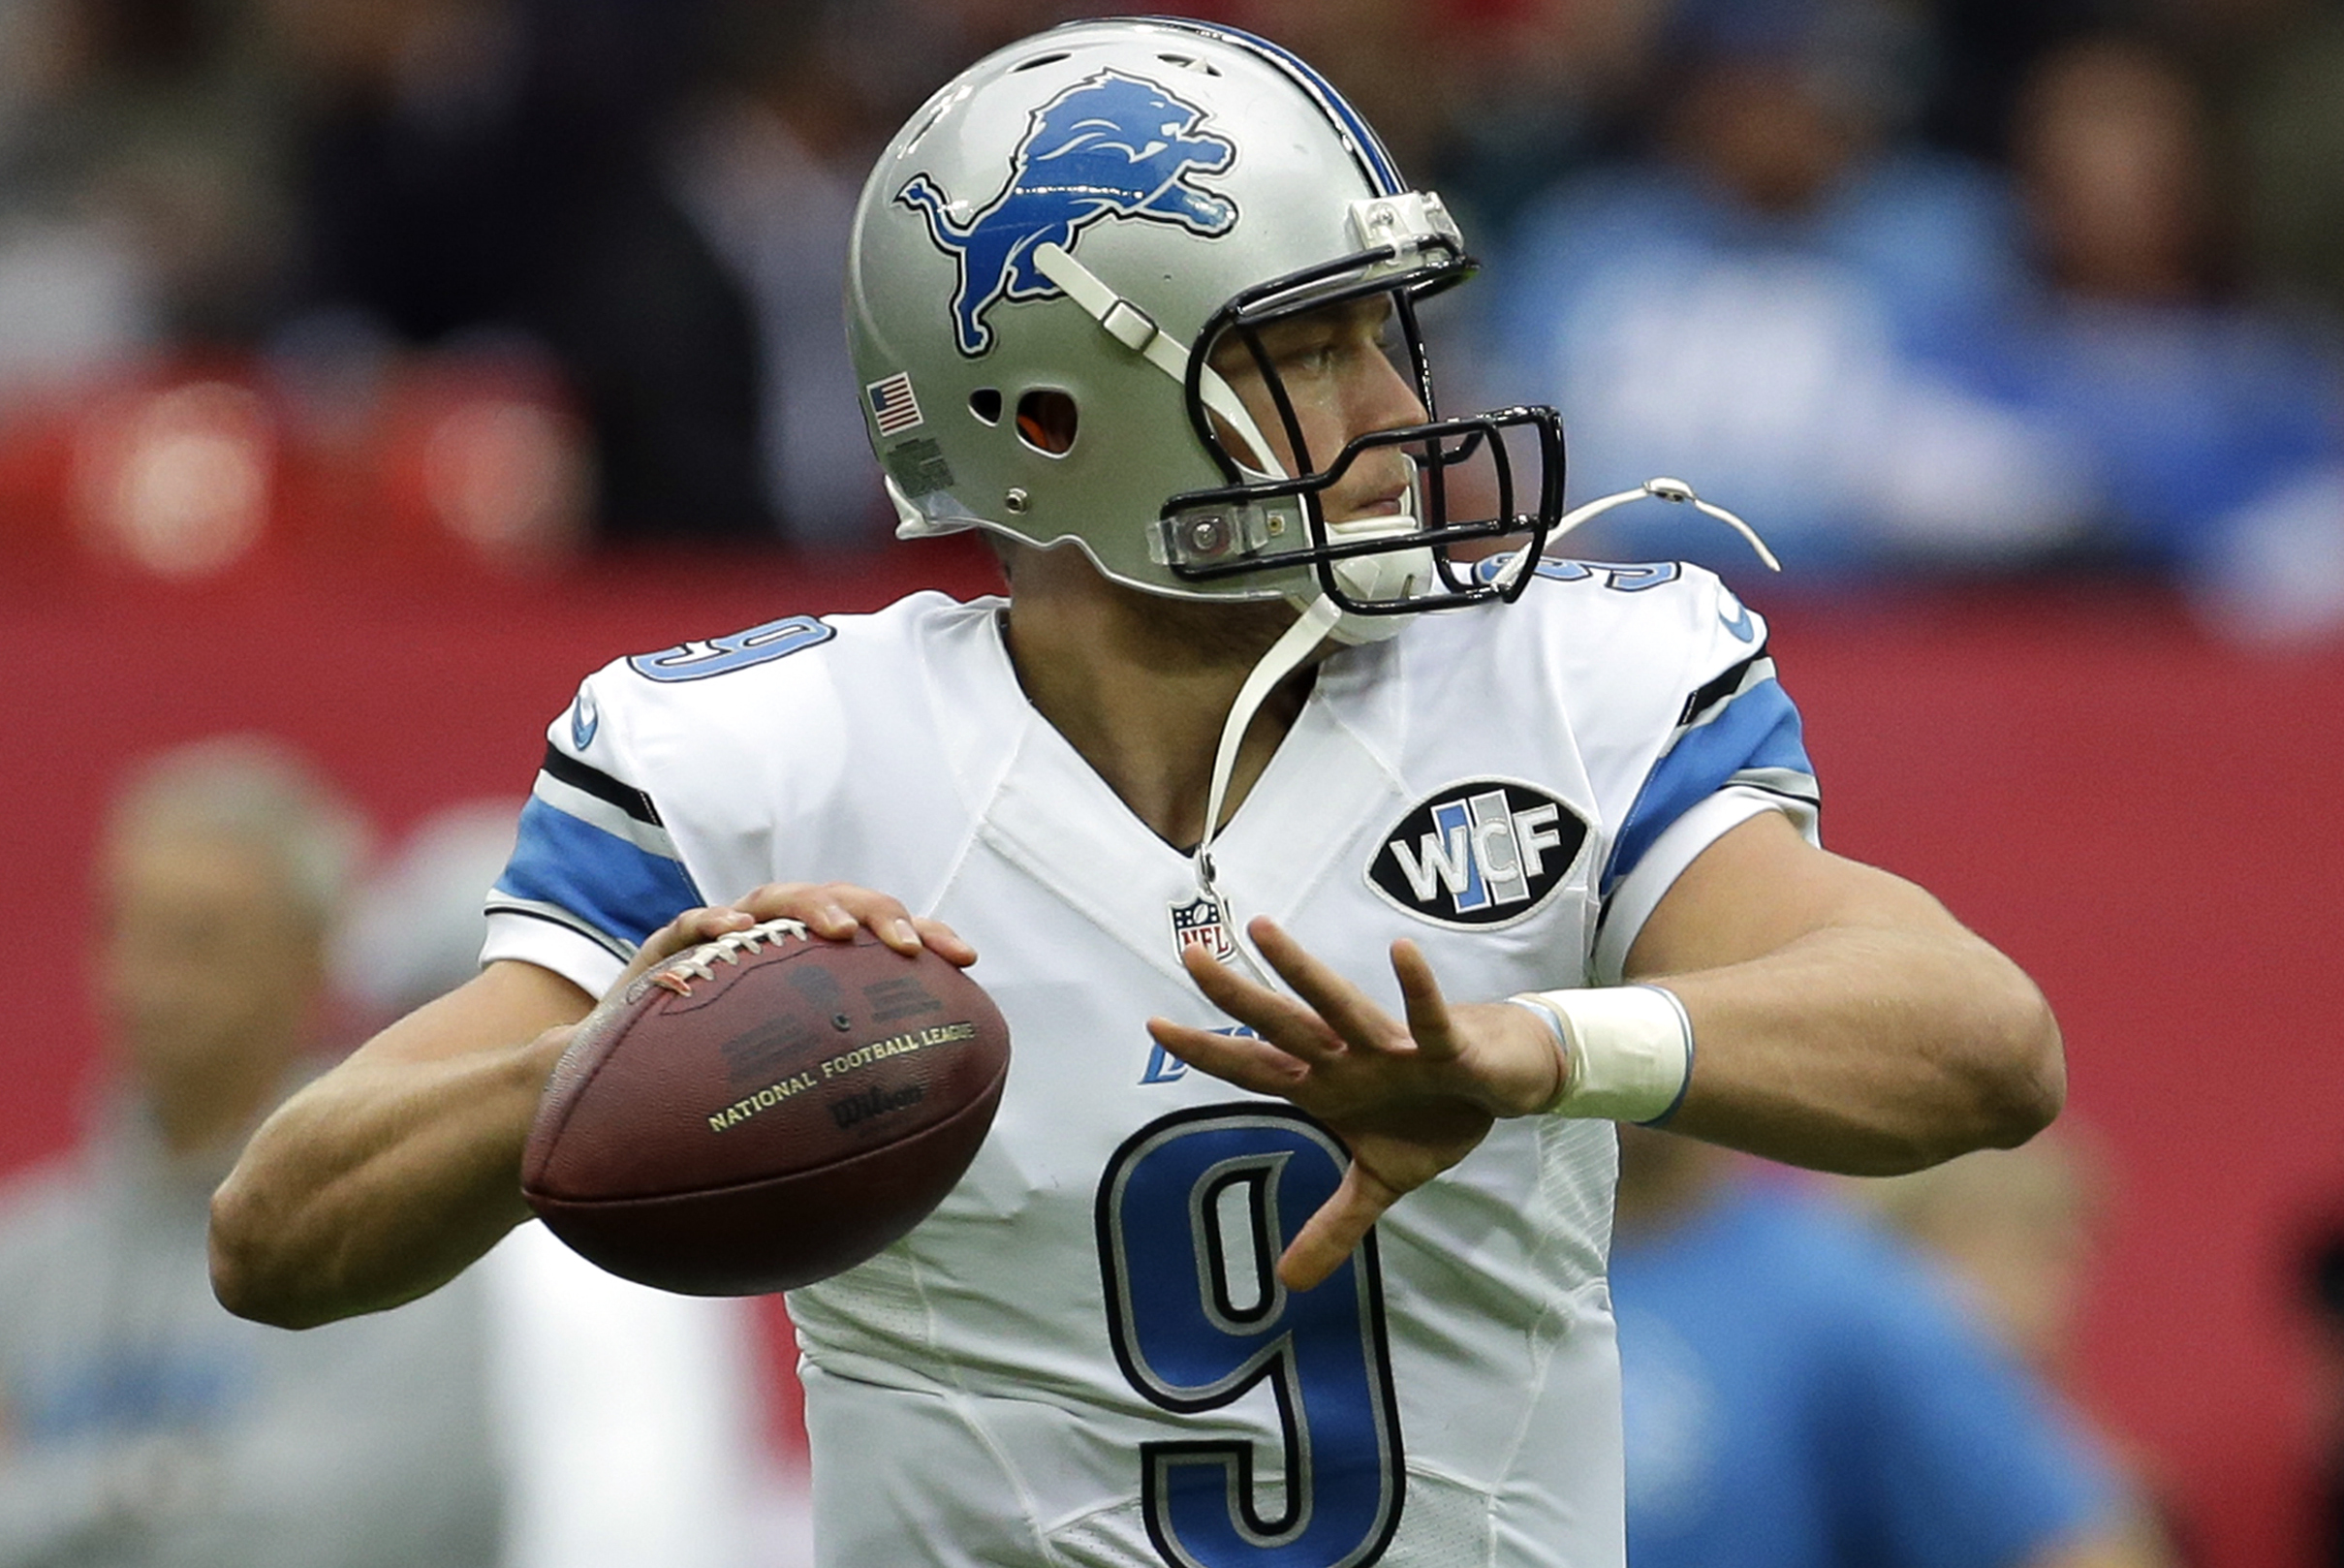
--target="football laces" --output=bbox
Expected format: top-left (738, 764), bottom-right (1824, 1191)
top-left (654, 918), bottom-right (811, 993)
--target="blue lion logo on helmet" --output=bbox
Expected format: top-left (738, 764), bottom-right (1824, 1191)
top-left (896, 70), bottom-right (1239, 357)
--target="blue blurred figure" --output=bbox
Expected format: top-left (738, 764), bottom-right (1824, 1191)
top-left (1483, 0), bottom-right (2088, 580)
top-left (1985, 35), bottom-right (2344, 640)
top-left (0, 739), bottom-right (503, 1568)
top-left (1609, 1126), bottom-right (2172, 1568)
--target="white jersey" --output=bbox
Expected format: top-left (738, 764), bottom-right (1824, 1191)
top-left (483, 560), bottom-right (1818, 1568)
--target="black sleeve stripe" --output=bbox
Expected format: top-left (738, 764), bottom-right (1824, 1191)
top-left (1734, 778), bottom-right (1822, 810)
top-left (484, 898), bottom-right (638, 961)
top-left (1674, 640), bottom-right (1771, 728)
top-left (541, 743), bottom-right (666, 828)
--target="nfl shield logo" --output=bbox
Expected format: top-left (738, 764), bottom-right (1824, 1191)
top-left (1168, 895), bottom-right (1236, 963)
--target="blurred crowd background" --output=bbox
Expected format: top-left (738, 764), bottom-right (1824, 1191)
top-left (1, 0), bottom-right (2343, 634)
top-left (6, 2), bottom-right (2344, 1567)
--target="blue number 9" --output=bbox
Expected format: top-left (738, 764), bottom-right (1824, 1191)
top-left (626, 615), bottom-right (834, 682)
top-left (1095, 1107), bottom-right (1405, 1568)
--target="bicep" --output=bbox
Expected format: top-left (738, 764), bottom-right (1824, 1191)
top-left (1623, 809), bottom-right (1968, 979)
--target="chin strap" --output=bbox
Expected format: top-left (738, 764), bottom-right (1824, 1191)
top-left (1032, 241), bottom-right (1283, 482)
top-left (1189, 593), bottom-right (1343, 990)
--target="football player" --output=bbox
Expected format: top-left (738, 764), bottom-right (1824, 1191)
top-left (212, 19), bottom-right (2064, 1568)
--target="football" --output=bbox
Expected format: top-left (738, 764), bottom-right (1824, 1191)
top-left (521, 918), bottom-right (1011, 1295)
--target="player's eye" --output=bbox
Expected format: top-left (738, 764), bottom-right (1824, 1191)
top-left (1284, 340), bottom-right (1339, 376)
top-left (1266, 323), bottom-right (1347, 377)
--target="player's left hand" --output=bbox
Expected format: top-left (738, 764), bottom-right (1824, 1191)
top-left (1145, 916), bottom-right (1564, 1292)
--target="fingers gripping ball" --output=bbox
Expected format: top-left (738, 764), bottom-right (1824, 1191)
top-left (522, 919), bottom-right (1011, 1295)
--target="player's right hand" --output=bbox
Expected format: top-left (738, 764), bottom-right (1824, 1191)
top-left (623, 884), bottom-right (978, 991)
top-left (529, 886), bottom-right (981, 1093)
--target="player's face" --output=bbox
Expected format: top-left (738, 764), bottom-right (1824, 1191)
top-left (99, 827), bottom-right (321, 1110)
top-left (1207, 295), bottom-right (1428, 525)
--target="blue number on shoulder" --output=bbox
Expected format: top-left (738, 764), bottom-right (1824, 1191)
top-left (1476, 554), bottom-right (1684, 591)
top-left (1472, 552), bottom-right (1585, 585)
top-left (627, 615), bottom-right (834, 682)
top-left (1534, 558), bottom-right (1680, 590)
top-left (1096, 1106), bottom-right (1405, 1568)
top-left (1597, 562), bottom-right (1680, 591)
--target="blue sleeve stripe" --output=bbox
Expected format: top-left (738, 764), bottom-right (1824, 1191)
top-left (492, 796), bottom-right (704, 952)
top-left (1604, 678), bottom-right (1814, 895)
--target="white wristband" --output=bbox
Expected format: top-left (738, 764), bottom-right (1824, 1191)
top-left (1507, 986), bottom-right (1694, 1124)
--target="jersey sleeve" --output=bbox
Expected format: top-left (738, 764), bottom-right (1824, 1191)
top-left (1590, 580), bottom-right (1821, 984)
top-left (481, 674), bottom-right (708, 999)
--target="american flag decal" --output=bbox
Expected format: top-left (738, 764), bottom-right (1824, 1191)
top-left (866, 372), bottom-right (923, 436)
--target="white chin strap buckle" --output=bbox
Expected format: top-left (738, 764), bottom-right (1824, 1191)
top-left (1488, 476), bottom-right (1780, 595)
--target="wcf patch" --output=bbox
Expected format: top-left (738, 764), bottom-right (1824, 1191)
top-left (1365, 780), bottom-right (1586, 928)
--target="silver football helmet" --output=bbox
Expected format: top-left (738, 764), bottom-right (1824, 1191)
top-left (845, 16), bottom-right (1565, 630)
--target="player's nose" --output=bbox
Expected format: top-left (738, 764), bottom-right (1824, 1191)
top-left (1348, 342), bottom-right (1428, 441)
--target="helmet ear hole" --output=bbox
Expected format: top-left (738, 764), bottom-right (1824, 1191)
top-left (1015, 390), bottom-right (1078, 456)
top-left (968, 389), bottom-right (1003, 425)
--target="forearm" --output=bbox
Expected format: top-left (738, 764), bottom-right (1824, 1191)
top-left (1649, 919), bottom-right (2063, 1172)
top-left (209, 963), bottom-right (586, 1328)
top-left (1607, 811), bottom-right (2065, 1172)
top-left (211, 1042), bottom-right (549, 1326)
